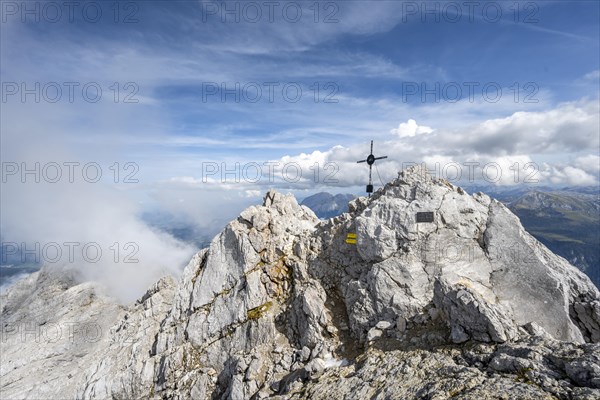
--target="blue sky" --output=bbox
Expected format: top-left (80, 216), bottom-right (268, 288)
top-left (2, 1), bottom-right (598, 173)
top-left (1, 1), bottom-right (599, 297)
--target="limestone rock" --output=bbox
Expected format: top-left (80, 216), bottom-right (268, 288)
top-left (376, 320), bottom-right (393, 330)
top-left (434, 279), bottom-right (519, 343)
top-left (0, 267), bottom-right (124, 400)
top-left (284, 338), bottom-right (600, 399)
top-left (2, 166), bottom-right (599, 399)
top-left (367, 327), bottom-right (383, 342)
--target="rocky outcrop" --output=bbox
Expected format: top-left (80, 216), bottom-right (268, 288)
top-left (315, 168), bottom-right (599, 347)
top-left (1, 166), bottom-right (599, 399)
top-left (77, 275), bottom-right (177, 399)
top-left (280, 336), bottom-right (600, 400)
top-left (433, 280), bottom-right (519, 344)
top-left (0, 267), bottom-right (124, 399)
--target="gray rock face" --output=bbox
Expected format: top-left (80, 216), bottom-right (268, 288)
top-left (0, 267), bottom-right (124, 399)
top-left (2, 167), bottom-right (599, 399)
top-left (284, 337), bottom-right (600, 400)
top-left (77, 275), bottom-right (177, 399)
top-left (434, 280), bottom-right (519, 343)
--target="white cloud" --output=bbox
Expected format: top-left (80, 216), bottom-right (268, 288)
top-left (148, 180), bottom-right (257, 237)
top-left (391, 119), bottom-right (434, 138)
top-left (560, 166), bottom-right (597, 185)
top-left (541, 165), bottom-right (597, 186)
top-left (575, 154), bottom-right (600, 174)
top-left (257, 100), bottom-right (600, 188)
top-left (481, 155), bottom-right (537, 186)
top-left (1, 176), bottom-right (196, 304)
top-left (244, 190), bottom-right (262, 198)
top-left (434, 100), bottom-right (599, 157)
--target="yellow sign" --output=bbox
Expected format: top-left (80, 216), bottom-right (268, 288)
top-left (346, 233), bottom-right (357, 244)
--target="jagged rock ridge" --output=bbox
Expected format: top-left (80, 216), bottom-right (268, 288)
top-left (1, 167), bottom-right (599, 399)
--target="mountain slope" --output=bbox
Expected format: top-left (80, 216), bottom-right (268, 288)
top-left (506, 190), bottom-right (600, 287)
top-left (1, 167), bottom-right (599, 399)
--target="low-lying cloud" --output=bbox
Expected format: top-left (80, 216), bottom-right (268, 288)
top-left (1, 175), bottom-right (196, 304)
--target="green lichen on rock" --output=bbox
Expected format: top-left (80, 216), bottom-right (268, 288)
top-left (247, 301), bottom-right (273, 320)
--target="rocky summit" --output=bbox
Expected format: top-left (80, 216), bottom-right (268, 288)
top-left (1, 167), bottom-right (599, 399)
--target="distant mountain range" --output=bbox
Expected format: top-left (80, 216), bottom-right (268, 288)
top-left (140, 211), bottom-right (215, 249)
top-left (498, 189), bottom-right (599, 287)
top-left (301, 185), bottom-right (600, 287)
top-left (300, 192), bottom-right (355, 219)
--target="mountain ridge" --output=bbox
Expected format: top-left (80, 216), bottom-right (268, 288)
top-left (1, 166), bottom-right (599, 399)
top-left (300, 186), bottom-right (600, 288)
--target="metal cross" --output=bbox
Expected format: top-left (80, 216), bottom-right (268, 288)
top-left (357, 140), bottom-right (388, 196)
